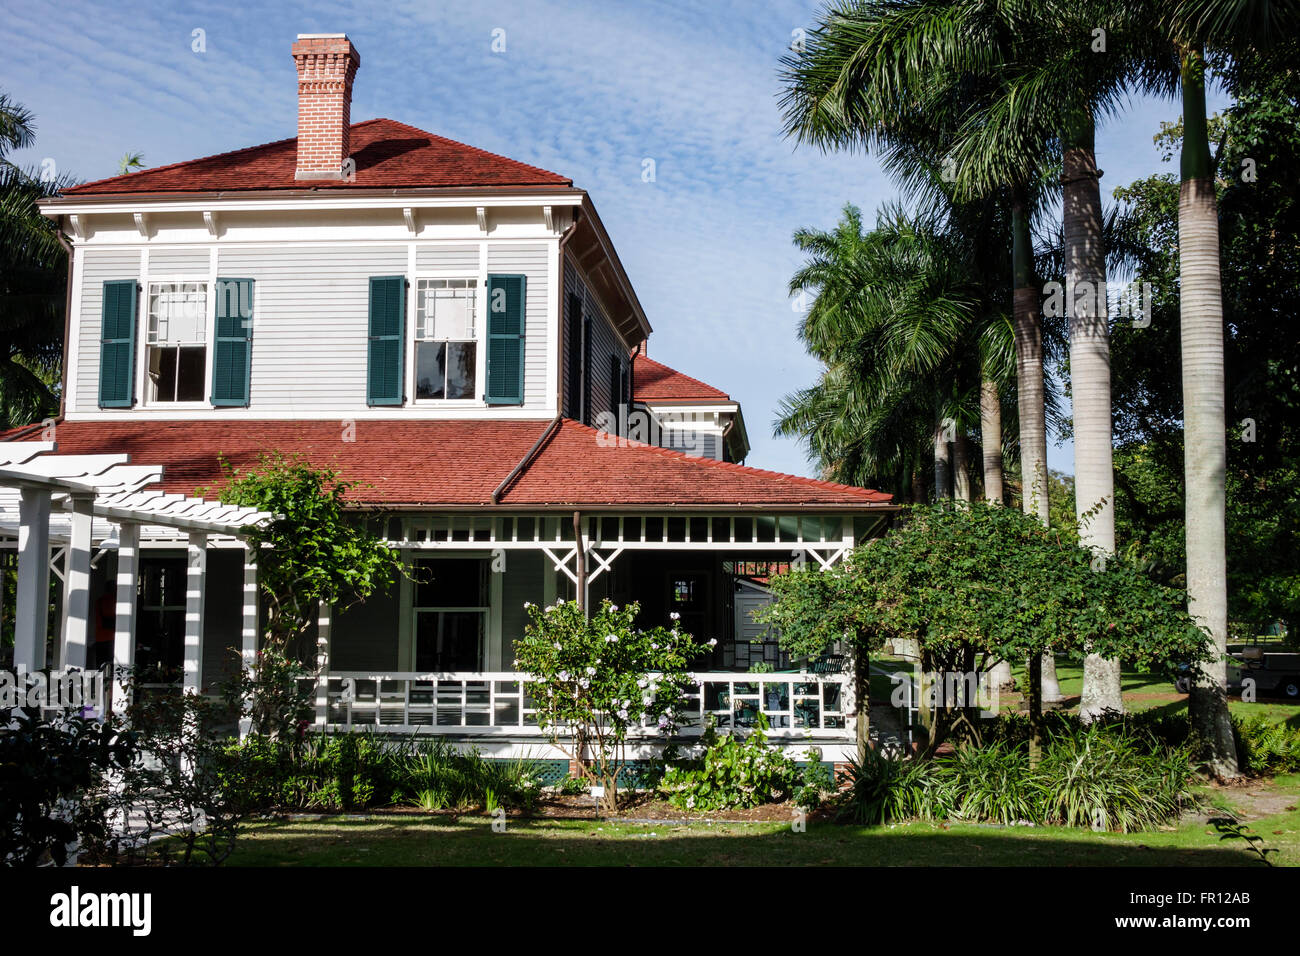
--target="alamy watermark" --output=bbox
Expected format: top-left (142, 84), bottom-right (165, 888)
top-left (0, 667), bottom-right (105, 712)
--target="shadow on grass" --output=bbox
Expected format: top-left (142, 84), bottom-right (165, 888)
top-left (225, 816), bottom-right (1267, 868)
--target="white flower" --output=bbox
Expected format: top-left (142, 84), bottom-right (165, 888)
top-left (637, 677), bottom-right (649, 688)
top-left (558, 670), bottom-right (570, 681)
top-left (523, 601), bottom-right (535, 609)
top-left (605, 633), bottom-right (618, 643)
top-left (707, 638), bottom-right (717, 647)
top-left (544, 605), bottom-right (555, 613)
top-left (669, 611), bottom-right (681, 621)
top-left (651, 643), bottom-right (659, 650)
top-left (585, 666), bottom-right (596, 676)
top-left (610, 604), bottom-right (620, 612)
top-left (617, 709), bottom-right (629, 720)
top-left (643, 696), bottom-right (653, 706)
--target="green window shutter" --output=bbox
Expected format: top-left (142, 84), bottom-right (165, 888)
top-left (367, 275), bottom-right (407, 406)
top-left (211, 278), bottom-right (254, 406)
top-left (98, 279), bottom-right (138, 408)
top-left (486, 274), bottom-right (526, 405)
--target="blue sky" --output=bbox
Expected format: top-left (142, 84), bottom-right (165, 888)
top-left (3, 0), bottom-right (1226, 482)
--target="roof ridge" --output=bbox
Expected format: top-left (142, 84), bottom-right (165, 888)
top-left (534, 418), bottom-right (890, 502)
top-left (63, 117), bottom-right (569, 195)
top-left (370, 118), bottom-right (570, 184)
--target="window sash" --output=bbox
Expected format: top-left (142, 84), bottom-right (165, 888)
top-left (146, 282), bottom-right (206, 345)
top-left (415, 278), bottom-right (477, 341)
top-left (414, 278), bottom-right (479, 400)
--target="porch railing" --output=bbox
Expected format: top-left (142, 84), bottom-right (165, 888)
top-left (316, 671), bottom-right (851, 738)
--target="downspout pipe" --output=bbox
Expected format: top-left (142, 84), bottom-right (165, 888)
top-left (555, 210), bottom-right (581, 414)
top-left (55, 223), bottom-right (74, 424)
top-left (573, 509), bottom-right (586, 615)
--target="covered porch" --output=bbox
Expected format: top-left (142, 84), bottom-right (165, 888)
top-left (311, 509), bottom-right (889, 760)
top-left (0, 439), bottom-right (892, 759)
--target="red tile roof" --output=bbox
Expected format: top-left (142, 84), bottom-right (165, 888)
top-left (504, 419), bottom-right (890, 506)
top-left (10, 419), bottom-right (891, 509)
top-left (61, 119), bottom-right (572, 196)
top-left (632, 355), bottom-right (730, 403)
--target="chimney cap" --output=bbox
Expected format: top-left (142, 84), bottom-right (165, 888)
top-left (295, 32), bottom-right (350, 39)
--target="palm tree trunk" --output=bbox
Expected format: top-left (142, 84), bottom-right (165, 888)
top-left (954, 431), bottom-right (973, 501)
top-left (1011, 198), bottom-right (1050, 524)
top-left (1179, 47), bottom-right (1238, 779)
top-left (980, 374), bottom-right (1004, 505)
top-left (1011, 196), bottom-right (1063, 705)
top-left (1062, 113), bottom-right (1123, 720)
top-left (934, 416), bottom-right (952, 500)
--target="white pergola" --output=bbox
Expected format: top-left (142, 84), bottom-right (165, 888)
top-left (0, 442), bottom-right (270, 714)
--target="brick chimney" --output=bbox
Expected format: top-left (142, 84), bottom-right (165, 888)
top-left (291, 34), bottom-right (361, 180)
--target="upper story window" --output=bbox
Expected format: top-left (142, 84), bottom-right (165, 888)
top-left (414, 278), bottom-right (478, 401)
top-left (145, 281), bottom-right (207, 403)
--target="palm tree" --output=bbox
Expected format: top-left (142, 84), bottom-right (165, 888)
top-left (779, 0), bottom-right (1147, 707)
top-left (0, 92), bottom-right (69, 428)
top-left (778, 202), bottom-right (1013, 505)
top-left (1139, 0), bottom-right (1297, 777)
top-left (117, 152), bottom-right (145, 175)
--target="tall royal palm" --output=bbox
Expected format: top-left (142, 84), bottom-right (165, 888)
top-left (779, 0), bottom-right (1148, 707)
top-left (1138, 0), bottom-right (1297, 776)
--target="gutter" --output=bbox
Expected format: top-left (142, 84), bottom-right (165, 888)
top-left (38, 185), bottom-right (586, 207)
top-left (490, 415), bottom-right (563, 504)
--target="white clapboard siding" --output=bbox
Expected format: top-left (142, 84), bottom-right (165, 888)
top-left (416, 244), bottom-right (479, 274)
top-left (72, 242), bottom-right (555, 414)
top-left (147, 248), bottom-right (210, 274)
top-left (487, 244), bottom-right (550, 410)
top-left (562, 258), bottom-right (628, 423)
top-left (215, 245), bottom-right (408, 412)
top-left (75, 247), bottom-right (143, 411)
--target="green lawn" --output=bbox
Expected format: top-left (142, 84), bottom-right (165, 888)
top-left (226, 774), bottom-right (1300, 867)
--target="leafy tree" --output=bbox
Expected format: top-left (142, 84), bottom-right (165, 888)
top-left (513, 599), bottom-right (705, 813)
top-left (763, 503), bottom-right (1212, 758)
top-left (204, 454), bottom-right (404, 738)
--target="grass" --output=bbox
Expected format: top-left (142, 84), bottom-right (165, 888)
top-left (226, 790), bottom-right (1300, 866)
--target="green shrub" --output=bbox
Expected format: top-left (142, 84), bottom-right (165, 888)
top-left (833, 724), bottom-right (1197, 832)
top-left (834, 746), bottom-right (954, 825)
top-left (221, 734), bottom-right (543, 813)
top-left (947, 743), bottom-right (1037, 825)
top-left (660, 717), bottom-right (805, 811)
top-left (1034, 724), bottom-right (1195, 831)
top-left (1233, 716), bottom-right (1300, 774)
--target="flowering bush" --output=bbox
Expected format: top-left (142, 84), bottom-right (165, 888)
top-left (514, 598), bottom-right (706, 812)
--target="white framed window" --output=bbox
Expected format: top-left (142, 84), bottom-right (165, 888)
top-left (144, 280), bottom-right (208, 403)
top-left (414, 278), bottom-right (478, 401)
top-left (411, 557), bottom-right (489, 671)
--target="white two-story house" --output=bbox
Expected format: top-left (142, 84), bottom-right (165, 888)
top-left (12, 34), bottom-right (894, 762)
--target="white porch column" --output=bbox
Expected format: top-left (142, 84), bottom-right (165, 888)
top-left (314, 601), bottom-right (331, 727)
top-left (239, 544), bottom-right (258, 738)
top-left (60, 494), bottom-right (95, 670)
top-left (14, 487), bottom-right (52, 671)
top-left (111, 522), bottom-right (140, 719)
top-left (183, 532), bottom-right (207, 695)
